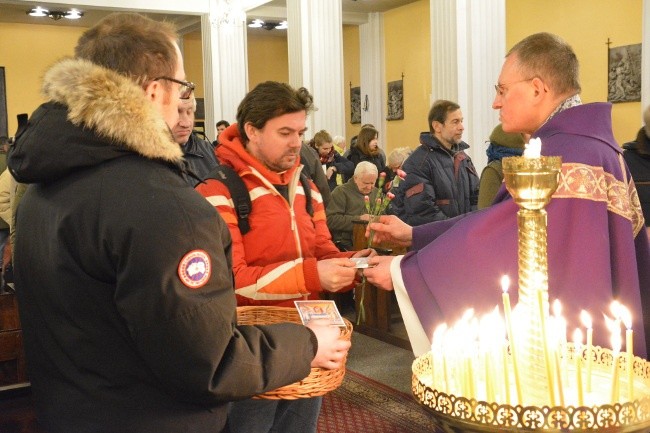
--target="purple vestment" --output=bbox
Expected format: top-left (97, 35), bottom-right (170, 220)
top-left (402, 103), bottom-right (650, 357)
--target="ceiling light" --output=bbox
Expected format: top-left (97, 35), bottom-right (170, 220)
top-left (27, 7), bottom-right (48, 17)
top-left (248, 19), bottom-right (264, 28)
top-left (65, 9), bottom-right (84, 20)
top-left (26, 7), bottom-right (84, 21)
top-left (275, 21), bottom-right (288, 30)
top-left (48, 11), bottom-right (65, 20)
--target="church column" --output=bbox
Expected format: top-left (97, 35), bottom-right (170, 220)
top-left (430, 0), bottom-right (505, 171)
top-left (201, 0), bottom-right (248, 140)
top-left (359, 13), bottom-right (386, 150)
top-left (286, 0), bottom-right (345, 137)
top-left (642, 0), bottom-right (650, 115)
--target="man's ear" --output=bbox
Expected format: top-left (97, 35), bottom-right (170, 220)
top-left (243, 122), bottom-right (258, 143)
top-left (432, 121), bottom-right (442, 134)
top-left (144, 80), bottom-right (161, 102)
top-left (531, 77), bottom-right (548, 99)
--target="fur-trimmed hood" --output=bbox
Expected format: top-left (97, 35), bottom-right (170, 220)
top-left (8, 58), bottom-right (183, 183)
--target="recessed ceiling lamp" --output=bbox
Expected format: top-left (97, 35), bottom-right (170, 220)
top-left (27, 7), bottom-right (84, 20)
top-left (248, 19), bottom-right (264, 28)
top-left (27, 6), bottom-right (48, 17)
top-left (65, 9), bottom-right (84, 20)
top-left (248, 19), bottom-right (288, 30)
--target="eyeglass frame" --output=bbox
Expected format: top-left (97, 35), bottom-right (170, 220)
top-left (153, 76), bottom-right (195, 100)
top-left (493, 77), bottom-right (536, 97)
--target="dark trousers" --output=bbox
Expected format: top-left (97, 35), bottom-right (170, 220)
top-left (227, 397), bottom-right (322, 433)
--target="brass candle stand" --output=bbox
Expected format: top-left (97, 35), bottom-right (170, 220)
top-left (413, 344), bottom-right (650, 432)
top-left (411, 155), bottom-right (650, 432)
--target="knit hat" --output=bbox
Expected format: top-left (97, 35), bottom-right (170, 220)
top-left (489, 124), bottom-right (525, 149)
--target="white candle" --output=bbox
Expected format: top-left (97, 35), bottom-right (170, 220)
top-left (500, 275), bottom-right (522, 404)
top-left (580, 310), bottom-right (593, 393)
top-left (620, 306), bottom-right (634, 401)
top-left (432, 323), bottom-right (447, 390)
top-left (573, 328), bottom-right (584, 407)
top-left (607, 315), bottom-right (622, 404)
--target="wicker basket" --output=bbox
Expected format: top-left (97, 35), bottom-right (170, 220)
top-left (236, 306), bottom-right (353, 400)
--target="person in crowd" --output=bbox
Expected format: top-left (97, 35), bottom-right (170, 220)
top-left (477, 123), bottom-right (525, 209)
top-left (171, 96), bottom-right (219, 186)
top-left (332, 135), bottom-right (347, 155)
top-left (363, 32), bottom-right (650, 359)
top-left (389, 100), bottom-right (479, 225)
top-left (7, 14), bottom-right (349, 433)
top-left (309, 129), bottom-right (354, 191)
top-left (213, 119), bottom-right (230, 146)
top-left (327, 161), bottom-right (379, 251)
top-left (347, 126), bottom-right (386, 180)
top-left (381, 146), bottom-right (411, 193)
top-left (346, 123), bottom-right (375, 158)
top-left (301, 141), bottom-right (332, 206)
top-left (195, 81), bottom-right (373, 433)
top-left (623, 105), bottom-right (650, 234)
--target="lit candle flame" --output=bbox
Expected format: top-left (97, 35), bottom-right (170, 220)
top-left (580, 310), bottom-right (592, 329)
top-left (620, 306), bottom-right (632, 330)
top-left (552, 299), bottom-right (562, 317)
top-left (523, 137), bottom-right (542, 158)
top-left (500, 275), bottom-right (510, 294)
top-left (573, 328), bottom-right (583, 347)
top-left (610, 300), bottom-right (623, 321)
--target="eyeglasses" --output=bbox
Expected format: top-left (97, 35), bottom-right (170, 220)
top-left (153, 76), bottom-right (195, 100)
top-left (494, 78), bottom-right (535, 97)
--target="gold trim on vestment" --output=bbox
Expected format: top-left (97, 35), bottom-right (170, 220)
top-left (552, 158), bottom-right (645, 236)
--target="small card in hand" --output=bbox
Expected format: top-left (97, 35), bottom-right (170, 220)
top-left (294, 300), bottom-right (346, 327)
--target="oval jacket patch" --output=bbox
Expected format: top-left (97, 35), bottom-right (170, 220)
top-left (178, 250), bottom-right (211, 289)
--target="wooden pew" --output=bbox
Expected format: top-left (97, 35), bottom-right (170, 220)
top-left (352, 220), bottom-right (410, 350)
top-left (0, 291), bottom-right (28, 390)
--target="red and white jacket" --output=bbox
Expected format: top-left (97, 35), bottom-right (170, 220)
top-left (196, 124), bottom-right (354, 307)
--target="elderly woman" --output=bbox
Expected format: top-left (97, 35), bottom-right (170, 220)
top-left (326, 161), bottom-right (379, 251)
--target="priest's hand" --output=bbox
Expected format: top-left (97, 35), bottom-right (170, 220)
top-left (363, 255), bottom-right (395, 291)
top-left (366, 215), bottom-right (413, 247)
top-left (308, 319), bottom-right (351, 370)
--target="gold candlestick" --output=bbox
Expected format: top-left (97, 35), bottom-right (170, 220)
top-left (502, 155), bottom-right (562, 406)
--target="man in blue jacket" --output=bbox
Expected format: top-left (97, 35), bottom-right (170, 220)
top-left (390, 100), bottom-right (479, 225)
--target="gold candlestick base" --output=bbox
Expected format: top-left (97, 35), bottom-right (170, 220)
top-left (412, 345), bottom-right (650, 432)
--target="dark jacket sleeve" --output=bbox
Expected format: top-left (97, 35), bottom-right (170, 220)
top-left (301, 144), bottom-right (332, 207)
top-left (107, 169), bottom-right (316, 405)
top-left (332, 153), bottom-right (354, 180)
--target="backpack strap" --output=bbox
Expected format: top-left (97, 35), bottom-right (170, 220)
top-left (204, 165), bottom-right (252, 234)
top-left (299, 172), bottom-right (314, 217)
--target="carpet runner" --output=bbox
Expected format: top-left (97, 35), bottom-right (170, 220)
top-left (318, 369), bottom-right (441, 433)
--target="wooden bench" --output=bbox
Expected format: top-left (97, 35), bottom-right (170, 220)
top-left (351, 220), bottom-right (411, 350)
top-left (0, 292), bottom-right (28, 389)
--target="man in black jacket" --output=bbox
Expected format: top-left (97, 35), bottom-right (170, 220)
top-left (623, 105), bottom-right (650, 234)
top-left (390, 100), bottom-right (479, 225)
top-left (172, 96), bottom-right (219, 186)
top-left (8, 13), bottom-right (349, 433)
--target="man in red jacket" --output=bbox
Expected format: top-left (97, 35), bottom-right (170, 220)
top-left (196, 81), bottom-right (373, 433)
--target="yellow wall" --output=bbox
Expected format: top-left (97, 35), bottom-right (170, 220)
top-left (0, 2), bottom-right (643, 146)
top-left (0, 23), bottom-right (86, 136)
top-left (183, 31), bottom-right (204, 98)
top-left (343, 24), bottom-right (361, 145)
top-left (506, 0), bottom-right (642, 144)
top-left (383, 0), bottom-right (431, 154)
top-left (247, 32), bottom-right (289, 88)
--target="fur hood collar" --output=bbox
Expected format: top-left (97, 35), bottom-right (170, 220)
top-left (42, 58), bottom-right (182, 162)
